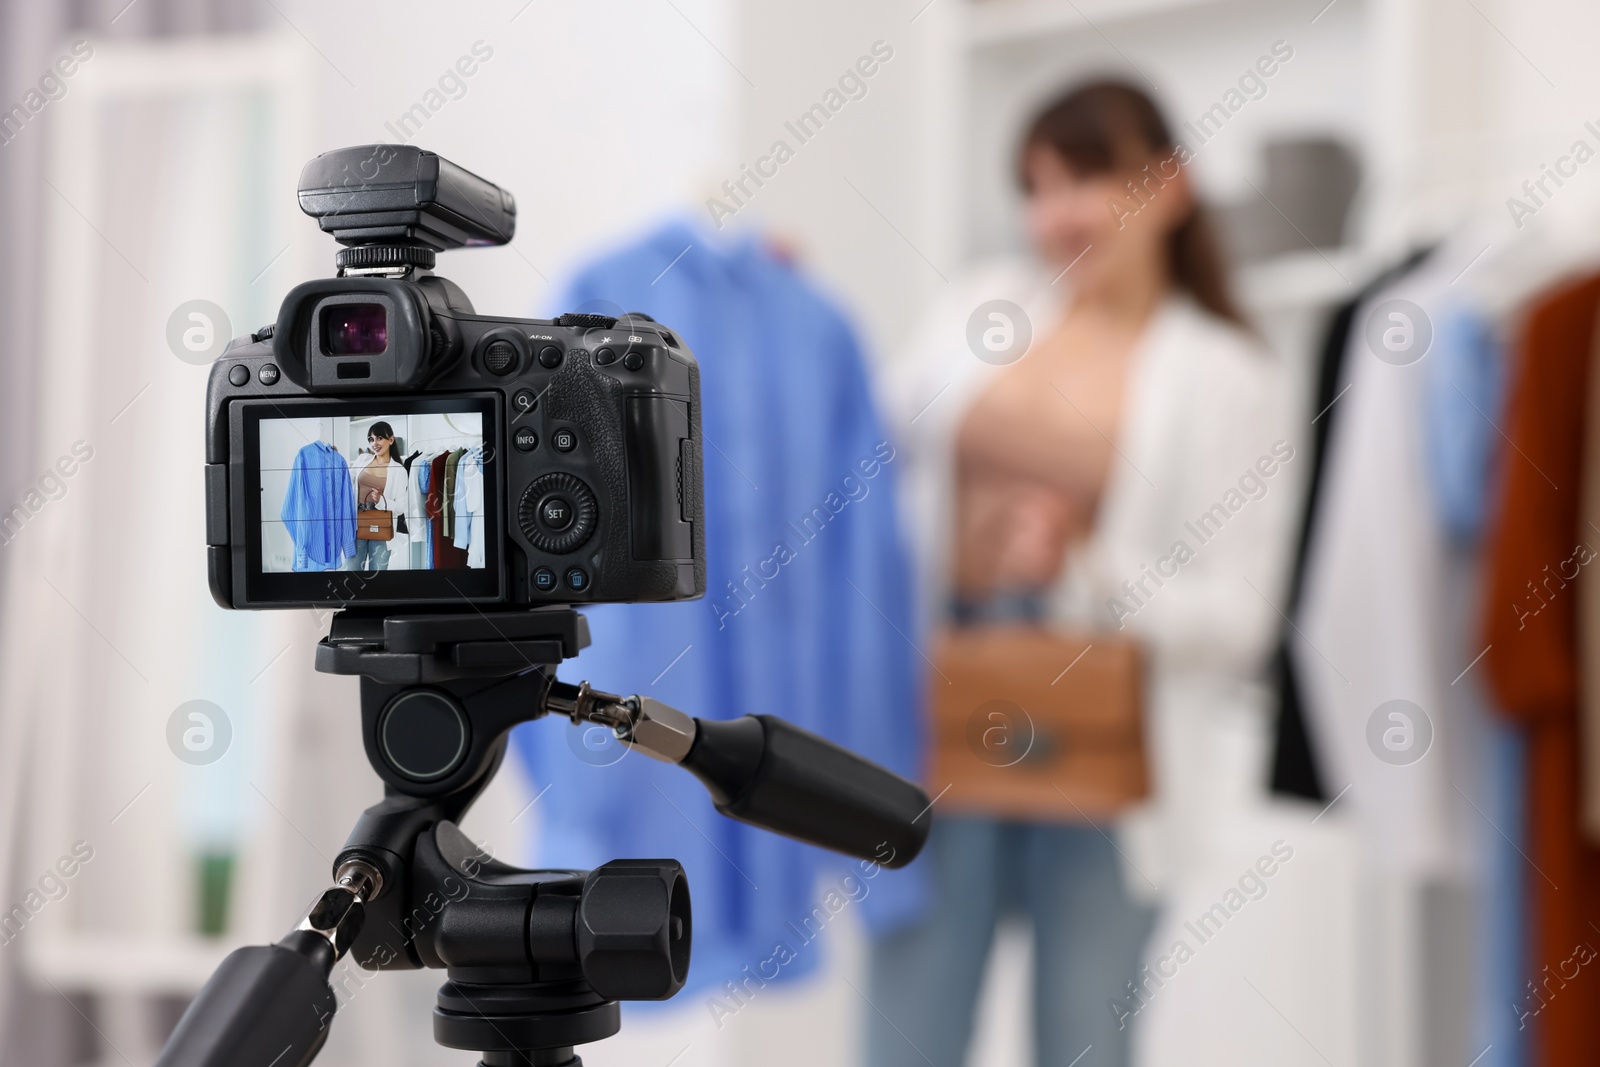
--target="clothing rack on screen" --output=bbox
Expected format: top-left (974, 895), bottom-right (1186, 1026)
top-left (405, 427), bottom-right (481, 448)
top-left (408, 443), bottom-right (486, 569)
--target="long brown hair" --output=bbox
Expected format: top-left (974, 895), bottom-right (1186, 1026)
top-left (1018, 79), bottom-right (1246, 329)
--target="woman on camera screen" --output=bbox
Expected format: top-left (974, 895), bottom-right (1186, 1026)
top-left (871, 80), bottom-right (1295, 1064)
top-left (348, 421), bottom-right (409, 571)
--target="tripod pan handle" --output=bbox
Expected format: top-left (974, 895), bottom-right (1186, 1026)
top-left (682, 715), bottom-right (931, 868)
top-left (154, 935), bottom-right (337, 1067)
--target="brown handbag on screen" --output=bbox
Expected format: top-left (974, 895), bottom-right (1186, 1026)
top-left (357, 499), bottom-right (394, 541)
top-left (927, 626), bottom-right (1148, 821)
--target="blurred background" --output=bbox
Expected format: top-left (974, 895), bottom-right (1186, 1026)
top-left (4, 0), bottom-right (1600, 1065)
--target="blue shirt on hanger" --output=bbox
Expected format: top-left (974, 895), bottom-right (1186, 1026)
top-left (1424, 306), bottom-right (1506, 541)
top-left (512, 218), bottom-right (927, 998)
top-left (1421, 302), bottom-right (1526, 1067)
top-left (418, 459), bottom-right (434, 569)
top-left (281, 440), bottom-right (355, 571)
top-left (453, 448), bottom-right (483, 555)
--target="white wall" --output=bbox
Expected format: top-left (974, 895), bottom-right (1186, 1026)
top-left (282, 0), bottom-right (737, 320)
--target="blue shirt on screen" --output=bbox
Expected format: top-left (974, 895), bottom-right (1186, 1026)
top-left (281, 440), bottom-right (356, 571)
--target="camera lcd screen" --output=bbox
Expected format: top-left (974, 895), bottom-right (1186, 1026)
top-left (236, 396), bottom-right (502, 605)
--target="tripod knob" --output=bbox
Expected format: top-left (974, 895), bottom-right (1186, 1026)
top-left (575, 860), bottom-right (691, 1000)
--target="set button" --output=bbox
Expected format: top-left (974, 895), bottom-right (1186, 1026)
top-left (541, 497), bottom-right (574, 530)
top-left (517, 472), bottom-right (597, 554)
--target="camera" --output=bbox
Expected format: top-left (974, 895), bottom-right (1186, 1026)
top-left (204, 144), bottom-right (705, 609)
top-left (168, 145), bottom-right (931, 1067)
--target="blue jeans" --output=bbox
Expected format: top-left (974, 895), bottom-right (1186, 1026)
top-left (865, 816), bottom-right (1153, 1067)
top-left (348, 536), bottom-right (390, 571)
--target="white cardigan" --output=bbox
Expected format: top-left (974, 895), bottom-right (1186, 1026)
top-left (880, 261), bottom-right (1301, 885)
top-left (349, 451), bottom-right (411, 567)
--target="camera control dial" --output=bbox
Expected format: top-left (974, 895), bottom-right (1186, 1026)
top-left (519, 472), bottom-right (598, 554)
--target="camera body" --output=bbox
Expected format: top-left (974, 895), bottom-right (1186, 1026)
top-left (205, 145), bottom-right (705, 610)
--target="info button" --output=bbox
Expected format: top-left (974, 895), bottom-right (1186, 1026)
top-left (513, 426), bottom-right (538, 452)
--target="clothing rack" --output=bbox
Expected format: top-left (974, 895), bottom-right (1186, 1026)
top-left (357, 439), bottom-right (479, 469)
top-left (404, 438), bottom-right (482, 454)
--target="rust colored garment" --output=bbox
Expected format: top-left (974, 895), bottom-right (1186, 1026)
top-left (1583, 313), bottom-right (1600, 840)
top-left (1482, 273), bottom-right (1600, 1061)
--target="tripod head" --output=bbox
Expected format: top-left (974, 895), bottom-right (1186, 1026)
top-left (155, 609), bottom-right (931, 1067)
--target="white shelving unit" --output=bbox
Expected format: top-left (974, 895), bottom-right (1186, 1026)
top-left (966, 0), bottom-right (1270, 49)
top-left (934, 0), bottom-right (1380, 294)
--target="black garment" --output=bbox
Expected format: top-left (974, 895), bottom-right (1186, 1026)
top-left (1268, 247), bottom-right (1435, 800)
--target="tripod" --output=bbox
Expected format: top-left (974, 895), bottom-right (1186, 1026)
top-left (154, 607), bottom-right (931, 1067)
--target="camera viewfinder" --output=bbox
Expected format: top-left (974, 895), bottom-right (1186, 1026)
top-left (322, 303), bottom-right (388, 356)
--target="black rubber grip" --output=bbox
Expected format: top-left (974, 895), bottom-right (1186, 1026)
top-left (682, 715), bottom-right (930, 868)
top-left (155, 937), bottom-right (337, 1067)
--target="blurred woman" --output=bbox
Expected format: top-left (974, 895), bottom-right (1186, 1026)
top-left (869, 81), bottom-right (1295, 1065)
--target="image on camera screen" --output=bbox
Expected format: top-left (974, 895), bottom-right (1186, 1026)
top-left (259, 411), bottom-right (487, 574)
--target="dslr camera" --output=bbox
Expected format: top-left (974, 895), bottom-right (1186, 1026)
top-left (204, 144), bottom-right (704, 610)
top-left (163, 146), bottom-right (931, 1067)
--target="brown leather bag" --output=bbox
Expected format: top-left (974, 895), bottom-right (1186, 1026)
top-left (927, 626), bottom-right (1148, 821)
top-left (356, 501), bottom-right (393, 541)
